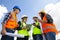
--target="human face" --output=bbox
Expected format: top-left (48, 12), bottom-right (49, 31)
top-left (15, 9), bottom-right (20, 14)
top-left (23, 18), bottom-right (28, 23)
top-left (33, 18), bottom-right (38, 22)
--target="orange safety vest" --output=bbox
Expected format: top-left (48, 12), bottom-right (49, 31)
top-left (42, 15), bottom-right (58, 34)
top-left (5, 13), bottom-right (18, 29)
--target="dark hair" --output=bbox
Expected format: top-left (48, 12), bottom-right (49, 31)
top-left (40, 12), bottom-right (45, 19)
top-left (46, 14), bottom-right (53, 23)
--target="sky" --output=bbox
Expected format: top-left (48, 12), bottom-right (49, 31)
top-left (0, 0), bottom-right (60, 29)
top-left (0, 0), bottom-right (60, 40)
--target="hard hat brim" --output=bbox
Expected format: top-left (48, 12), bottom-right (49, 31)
top-left (21, 17), bottom-right (28, 19)
top-left (33, 17), bottom-right (38, 18)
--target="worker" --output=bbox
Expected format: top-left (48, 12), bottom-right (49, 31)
top-left (1, 6), bottom-right (21, 40)
top-left (38, 10), bottom-right (58, 40)
top-left (17, 15), bottom-right (29, 40)
top-left (32, 16), bottom-right (43, 40)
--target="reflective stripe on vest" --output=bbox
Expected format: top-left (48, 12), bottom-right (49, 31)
top-left (43, 26), bottom-right (55, 30)
top-left (42, 23), bottom-right (58, 34)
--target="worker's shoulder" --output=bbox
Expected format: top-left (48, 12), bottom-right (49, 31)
top-left (10, 12), bottom-right (15, 15)
top-left (18, 21), bottom-right (21, 24)
top-left (18, 21), bottom-right (21, 23)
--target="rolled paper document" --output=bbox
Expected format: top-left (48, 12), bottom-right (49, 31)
top-left (5, 32), bottom-right (25, 38)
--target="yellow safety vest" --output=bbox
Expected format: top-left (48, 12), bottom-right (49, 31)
top-left (18, 22), bottom-right (29, 36)
top-left (33, 22), bottom-right (42, 35)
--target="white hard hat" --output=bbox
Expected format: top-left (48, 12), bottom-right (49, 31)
top-left (21, 15), bottom-right (28, 19)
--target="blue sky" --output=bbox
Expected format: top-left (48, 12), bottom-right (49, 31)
top-left (0, 0), bottom-right (60, 31)
top-left (0, 0), bottom-right (59, 23)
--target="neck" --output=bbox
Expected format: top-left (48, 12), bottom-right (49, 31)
top-left (35, 21), bottom-right (38, 22)
top-left (35, 20), bottom-right (37, 22)
top-left (22, 21), bottom-right (26, 23)
top-left (12, 11), bottom-right (17, 14)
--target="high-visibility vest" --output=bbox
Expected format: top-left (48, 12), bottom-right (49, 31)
top-left (18, 22), bottom-right (29, 36)
top-left (42, 23), bottom-right (58, 34)
top-left (33, 22), bottom-right (42, 35)
top-left (5, 13), bottom-right (18, 29)
top-left (42, 15), bottom-right (58, 34)
top-left (43, 15), bottom-right (47, 22)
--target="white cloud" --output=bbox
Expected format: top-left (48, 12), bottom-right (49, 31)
top-left (0, 5), bottom-right (8, 19)
top-left (45, 3), bottom-right (55, 13)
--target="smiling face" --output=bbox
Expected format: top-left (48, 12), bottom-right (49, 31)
top-left (22, 17), bottom-right (28, 23)
top-left (13, 9), bottom-right (20, 14)
top-left (33, 17), bottom-right (38, 22)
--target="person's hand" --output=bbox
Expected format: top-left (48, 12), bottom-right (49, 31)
top-left (22, 26), bottom-right (26, 29)
top-left (1, 29), bottom-right (6, 35)
top-left (1, 23), bottom-right (6, 35)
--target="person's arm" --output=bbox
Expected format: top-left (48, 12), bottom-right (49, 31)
top-left (1, 13), bottom-right (11, 35)
top-left (16, 21), bottom-right (21, 30)
top-left (38, 18), bottom-right (47, 24)
top-left (1, 23), bottom-right (6, 35)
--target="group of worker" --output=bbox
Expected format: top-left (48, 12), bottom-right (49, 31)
top-left (1, 6), bottom-right (58, 40)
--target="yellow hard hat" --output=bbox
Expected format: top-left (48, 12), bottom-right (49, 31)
top-left (39, 10), bottom-right (46, 14)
